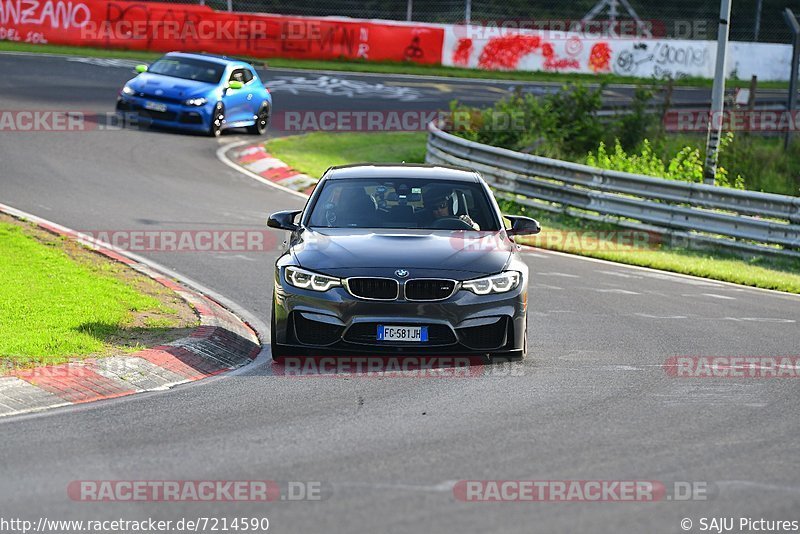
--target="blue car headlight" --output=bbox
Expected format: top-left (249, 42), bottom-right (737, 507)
top-left (285, 266), bottom-right (341, 292)
top-left (121, 85), bottom-right (135, 96)
top-left (184, 97), bottom-right (208, 106)
top-left (461, 271), bottom-right (520, 295)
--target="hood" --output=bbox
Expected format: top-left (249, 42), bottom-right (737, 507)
top-left (291, 228), bottom-right (513, 280)
top-left (128, 73), bottom-right (216, 98)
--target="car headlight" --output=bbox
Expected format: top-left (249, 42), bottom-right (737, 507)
top-left (184, 97), bottom-right (208, 106)
top-left (121, 85), bottom-right (135, 96)
top-left (285, 266), bottom-right (341, 292)
top-left (461, 271), bottom-right (520, 295)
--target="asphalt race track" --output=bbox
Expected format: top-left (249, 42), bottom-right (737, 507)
top-left (1, 53), bottom-right (799, 534)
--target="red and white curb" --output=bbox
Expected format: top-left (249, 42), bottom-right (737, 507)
top-left (227, 142), bottom-right (318, 196)
top-left (0, 203), bottom-right (261, 418)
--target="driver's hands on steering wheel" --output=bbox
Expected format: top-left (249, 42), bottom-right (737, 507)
top-left (431, 215), bottom-right (480, 230)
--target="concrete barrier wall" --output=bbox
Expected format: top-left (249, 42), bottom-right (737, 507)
top-left (0, 0), bottom-right (793, 81)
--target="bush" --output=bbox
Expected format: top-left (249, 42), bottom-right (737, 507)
top-left (450, 82), bottom-right (607, 159)
top-left (586, 134), bottom-right (744, 189)
top-left (449, 81), bottom-right (798, 196)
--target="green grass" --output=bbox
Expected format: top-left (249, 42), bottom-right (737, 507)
top-left (267, 132), bottom-right (427, 177)
top-left (0, 220), bottom-right (184, 366)
top-left (507, 207), bottom-right (800, 294)
top-left (0, 41), bottom-right (790, 89)
top-left (266, 131), bottom-right (800, 293)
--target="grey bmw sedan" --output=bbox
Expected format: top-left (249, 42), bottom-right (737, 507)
top-left (267, 164), bottom-right (541, 361)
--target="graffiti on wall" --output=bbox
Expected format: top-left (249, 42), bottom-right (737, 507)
top-left (453, 34), bottom-right (581, 71)
top-left (1, 0), bottom-right (444, 64)
top-left (445, 28), bottom-right (722, 79)
top-left (0, 0), bottom-right (90, 29)
top-left (613, 41), bottom-right (710, 78)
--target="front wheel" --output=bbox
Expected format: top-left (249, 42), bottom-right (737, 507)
top-left (247, 102), bottom-right (270, 135)
top-left (208, 102), bottom-right (225, 137)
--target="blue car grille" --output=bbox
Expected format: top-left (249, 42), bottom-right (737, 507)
top-left (136, 108), bottom-right (178, 122)
top-left (136, 92), bottom-right (185, 105)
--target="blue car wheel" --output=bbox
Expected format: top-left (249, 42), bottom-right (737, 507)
top-left (247, 102), bottom-right (270, 135)
top-left (208, 102), bottom-right (225, 137)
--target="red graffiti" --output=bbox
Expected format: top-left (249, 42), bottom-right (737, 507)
top-left (589, 42), bottom-right (611, 72)
top-left (452, 38), bottom-right (473, 66)
top-left (478, 34), bottom-right (541, 70)
top-left (1, 0), bottom-right (444, 64)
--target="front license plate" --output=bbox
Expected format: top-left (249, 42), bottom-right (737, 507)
top-left (377, 325), bottom-right (428, 342)
top-left (144, 100), bottom-right (167, 112)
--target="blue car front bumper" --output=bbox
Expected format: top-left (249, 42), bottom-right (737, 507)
top-left (116, 95), bottom-right (213, 132)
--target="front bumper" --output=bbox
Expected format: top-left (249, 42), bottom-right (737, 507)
top-left (116, 95), bottom-right (211, 132)
top-left (273, 268), bottom-right (527, 355)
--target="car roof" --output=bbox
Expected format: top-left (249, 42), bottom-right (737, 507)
top-left (163, 51), bottom-right (252, 69)
top-left (323, 164), bottom-right (480, 183)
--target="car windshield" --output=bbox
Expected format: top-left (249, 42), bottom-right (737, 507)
top-left (306, 178), bottom-right (501, 231)
top-left (147, 57), bottom-right (225, 83)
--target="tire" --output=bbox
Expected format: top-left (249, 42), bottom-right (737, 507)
top-left (208, 102), bottom-right (225, 137)
top-left (247, 102), bottom-right (270, 135)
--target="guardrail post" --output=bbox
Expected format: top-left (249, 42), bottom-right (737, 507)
top-left (703, 0), bottom-right (733, 186)
top-left (783, 8), bottom-right (800, 151)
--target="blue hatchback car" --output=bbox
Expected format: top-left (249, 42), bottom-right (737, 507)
top-left (116, 52), bottom-right (272, 136)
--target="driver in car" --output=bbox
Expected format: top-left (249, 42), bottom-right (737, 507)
top-left (421, 187), bottom-right (479, 230)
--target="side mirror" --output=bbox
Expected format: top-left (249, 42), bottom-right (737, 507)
top-left (267, 210), bottom-right (302, 232)
top-left (134, 64), bottom-right (148, 73)
top-left (228, 80), bottom-right (243, 90)
top-left (505, 215), bottom-right (541, 236)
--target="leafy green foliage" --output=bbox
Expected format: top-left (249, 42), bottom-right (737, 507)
top-left (451, 81), bottom-right (796, 195)
top-left (450, 83), bottom-right (606, 159)
top-left (587, 133), bottom-right (744, 189)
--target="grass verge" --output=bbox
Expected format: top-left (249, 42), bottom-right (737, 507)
top-left (0, 41), bottom-right (789, 89)
top-left (0, 214), bottom-right (198, 368)
top-left (265, 132), bottom-right (800, 294)
top-left (267, 132), bottom-right (427, 177)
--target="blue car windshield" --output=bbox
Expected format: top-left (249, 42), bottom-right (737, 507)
top-left (306, 178), bottom-right (501, 231)
top-left (147, 57), bottom-right (224, 83)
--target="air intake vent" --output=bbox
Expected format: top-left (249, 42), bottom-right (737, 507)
top-left (457, 317), bottom-right (509, 350)
top-left (293, 313), bottom-right (344, 346)
top-left (344, 323), bottom-right (457, 345)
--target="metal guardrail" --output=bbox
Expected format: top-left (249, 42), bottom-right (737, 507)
top-left (425, 121), bottom-right (800, 258)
